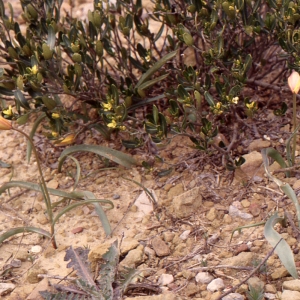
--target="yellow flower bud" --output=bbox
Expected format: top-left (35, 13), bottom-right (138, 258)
top-left (54, 134), bottom-right (75, 146)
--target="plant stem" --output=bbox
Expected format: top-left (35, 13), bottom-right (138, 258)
top-left (292, 92), bottom-right (297, 166)
top-left (13, 128), bottom-right (57, 249)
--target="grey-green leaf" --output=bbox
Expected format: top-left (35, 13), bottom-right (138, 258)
top-left (0, 227), bottom-right (51, 244)
top-left (135, 50), bottom-right (178, 89)
top-left (264, 213), bottom-right (298, 278)
top-left (58, 145), bottom-right (136, 171)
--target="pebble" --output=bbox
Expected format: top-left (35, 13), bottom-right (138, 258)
top-left (71, 227), bottom-right (84, 234)
top-left (195, 272), bottom-right (214, 284)
top-left (30, 245), bottom-right (43, 254)
top-left (0, 283), bottom-right (16, 296)
top-left (179, 230), bottom-right (191, 240)
top-left (281, 290), bottom-right (300, 300)
top-left (282, 279), bottom-right (300, 292)
top-left (207, 278), bottom-right (225, 292)
top-left (229, 205), bottom-right (253, 220)
top-left (158, 274), bottom-right (174, 286)
top-left (151, 236), bottom-right (170, 257)
top-left (222, 293), bottom-right (245, 300)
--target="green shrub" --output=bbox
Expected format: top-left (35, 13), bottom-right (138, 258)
top-left (0, 0), bottom-right (297, 155)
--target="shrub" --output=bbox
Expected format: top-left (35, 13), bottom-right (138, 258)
top-left (0, 0), bottom-right (297, 158)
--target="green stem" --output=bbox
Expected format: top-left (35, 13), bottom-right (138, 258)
top-left (292, 93), bottom-right (297, 166)
top-left (13, 128), bottom-right (57, 249)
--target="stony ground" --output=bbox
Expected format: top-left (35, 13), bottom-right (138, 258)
top-left (2, 1), bottom-right (300, 300)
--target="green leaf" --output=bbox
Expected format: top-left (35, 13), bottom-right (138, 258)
top-left (27, 113), bottom-right (47, 163)
top-left (154, 23), bottom-right (165, 42)
top-left (0, 181), bottom-right (85, 200)
top-left (14, 89), bottom-right (30, 109)
top-left (47, 24), bottom-right (56, 50)
top-left (264, 213), bottom-right (298, 278)
top-left (135, 50), bottom-right (178, 89)
top-left (83, 191), bottom-right (112, 236)
top-left (0, 160), bottom-right (11, 168)
top-left (0, 227), bottom-right (51, 244)
top-left (0, 86), bottom-right (14, 96)
top-left (52, 198), bottom-right (113, 227)
top-left (58, 145), bottom-right (136, 171)
top-left (261, 147), bottom-right (289, 177)
top-left (204, 91), bottom-right (215, 106)
top-left (262, 148), bottom-right (300, 228)
top-left (137, 73), bottom-right (169, 91)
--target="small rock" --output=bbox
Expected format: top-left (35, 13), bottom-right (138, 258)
top-left (158, 274), bottom-right (174, 286)
top-left (195, 272), bottom-right (214, 284)
top-left (223, 214), bottom-right (232, 224)
top-left (120, 238), bottom-right (139, 255)
top-left (120, 245), bottom-right (144, 268)
top-left (248, 203), bottom-right (261, 217)
top-left (144, 246), bottom-right (155, 258)
top-left (168, 183), bottom-right (184, 199)
top-left (222, 293), bottom-right (245, 300)
top-left (241, 200), bottom-right (250, 208)
top-left (179, 230), bottom-right (191, 240)
top-left (248, 139), bottom-right (271, 152)
top-left (247, 276), bottom-right (264, 290)
top-left (10, 259), bottom-right (21, 268)
top-left (206, 207), bottom-right (217, 221)
top-left (207, 278), bottom-right (225, 292)
top-left (47, 179), bottom-right (58, 189)
top-left (171, 187), bottom-right (202, 218)
top-left (221, 252), bottom-right (256, 267)
top-left (163, 232), bottom-right (175, 242)
top-left (282, 279), bottom-right (300, 292)
top-left (0, 283), bottom-right (16, 296)
top-left (264, 293), bottom-right (276, 299)
top-left (237, 151), bottom-right (264, 181)
top-left (30, 245), bottom-right (43, 254)
top-left (36, 213), bottom-right (49, 225)
top-left (265, 284), bottom-right (277, 293)
top-left (293, 180), bottom-right (300, 190)
top-left (152, 236), bottom-right (170, 257)
top-left (235, 244), bottom-right (249, 255)
top-left (281, 290), bottom-right (300, 300)
top-left (229, 205), bottom-right (253, 220)
top-left (27, 266), bottom-right (47, 284)
top-left (71, 227), bottom-right (84, 234)
top-left (271, 267), bottom-right (289, 279)
top-left (125, 292), bottom-right (180, 300)
top-left (113, 194), bottom-right (120, 199)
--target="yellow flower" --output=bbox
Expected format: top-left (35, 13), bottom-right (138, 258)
top-left (0, 115), bottom-right (12, 130)
top-left (288, 71), bottom-right (300, 94)
top-left (52, 131), bottom-right (58, 138)
top-left (102, 102), bottom-right (113, 111)
top-left (52, 113), bottom-right (60, 119)
top-left (3, 105), bottom-right (13, 116)
top-left (30, 65), bottom-right (38, 75)
top-left (232, 97), bottom-right (239, 104)
top-left (107, 119), bottom-right (117, 128)
top-left (246, 101), bottom-right (256, 109)
top-left (54, 134), bottom-right (75, 146)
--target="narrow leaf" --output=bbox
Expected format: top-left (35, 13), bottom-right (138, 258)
top-left (264, 213), bottom-right (298, 278)
top-left (135, 50), bottom-right (177, 89)
top-left (58, 145), bottom-right (136, 171)
top-left (0, 227), bottom-right (51, 244)
top-left (27, 113), bottom-right (46, 162)
top-left (137, 73), bottom-right (169, 91)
